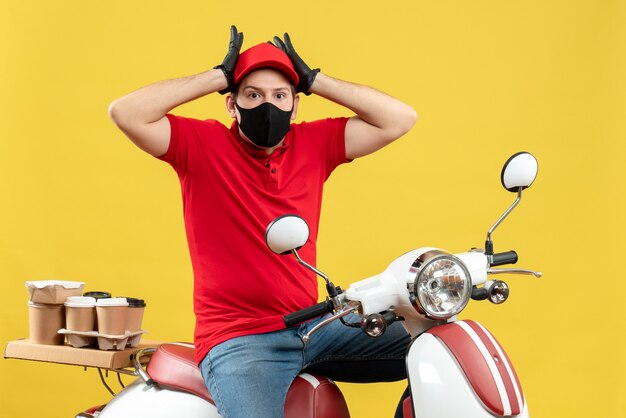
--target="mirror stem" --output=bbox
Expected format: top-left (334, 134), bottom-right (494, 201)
top-left (291, 249), bottom-right (338, 297)
top-left (485, 187), bottom-right (523, 255)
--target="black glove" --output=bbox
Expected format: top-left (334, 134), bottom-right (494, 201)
top-left (214, 25), bottom-right (244, 94)
top-left (271, 33), bottom-right (320, 95)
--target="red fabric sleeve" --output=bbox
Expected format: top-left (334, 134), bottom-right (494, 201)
top-left (325, 117), bottom-right (350, 178)
top-left (294, 117), bottom-right (350, 179)
top-left (157, 113), bottom-right (198, 177)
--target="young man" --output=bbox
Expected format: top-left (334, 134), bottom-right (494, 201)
top-left (109, 26), bottom-right (417, 418)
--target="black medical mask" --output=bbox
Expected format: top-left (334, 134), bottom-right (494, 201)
top-left (235, 102), bottom-right (293, 148)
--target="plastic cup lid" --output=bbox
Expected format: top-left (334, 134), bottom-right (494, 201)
top-left (119, 297), bottom-right (146, 307)
top-left (83, 291), bottom-right (112, 299)
top-left (95, 297), bottom-right (129, 307)
top-left (64, 296), bottom-right (96, 307)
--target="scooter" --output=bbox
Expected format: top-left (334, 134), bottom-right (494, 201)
top-left (78, 151), bottom-right (540, 418)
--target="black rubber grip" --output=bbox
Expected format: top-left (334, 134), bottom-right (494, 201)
top-left (491, 251), bottom-right (518, 266)
top-left (283, 300), bottom-right (334, 327)
top-left (471, 287), bottom-right (489, 300)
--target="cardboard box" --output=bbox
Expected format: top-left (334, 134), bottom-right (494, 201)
top-left (26, 281), bottom-right (85, 304)
top-left (4, 339), bottom-right (162, 370)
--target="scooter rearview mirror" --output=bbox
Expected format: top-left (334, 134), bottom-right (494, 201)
top-left (265, 215), bottom-right (310, 255)
top-left (501, 152), bottom-right (538, 192)
top-left (265, 215), bottom-right (337, 296)
top-left (486, 152), bottom-right (538, 256)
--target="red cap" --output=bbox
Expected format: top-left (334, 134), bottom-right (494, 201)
top-left (234, 43), bottom-right (299, 87)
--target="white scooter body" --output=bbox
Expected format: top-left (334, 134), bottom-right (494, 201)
top-left (93, 250), bottom-right (534, 418)
top-left (96, 321), bottom-right (527, 418)
top-left (98, 379), bottom-right (219, 417)
top-left (78, 152), bottom-right (539, 418)
top-left (344, 249), bottom-right (528, 417)
top-left (406, 322), bottom-right (528, 418)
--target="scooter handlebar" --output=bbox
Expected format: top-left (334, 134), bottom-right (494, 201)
top-left (491, 251), bottom-right (518, 266)
top-left (283, 300), bottom-right (334, 327)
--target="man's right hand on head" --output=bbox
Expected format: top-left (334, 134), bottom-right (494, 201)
top-left (214, 25), bottom-right (244, 95)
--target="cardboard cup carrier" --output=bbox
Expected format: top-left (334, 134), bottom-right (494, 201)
top-left (96, 298), bottom-right (129, 336)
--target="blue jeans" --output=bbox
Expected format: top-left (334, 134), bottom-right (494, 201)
top-left (199, 314), bottom-right (410, 418)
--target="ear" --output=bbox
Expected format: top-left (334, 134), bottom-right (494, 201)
top-left (226, 95), bottom-right (237, 118)
top-left (291, 94), bottom-right (300, 121)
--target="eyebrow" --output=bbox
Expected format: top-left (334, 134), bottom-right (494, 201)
top-left (242, 85), bottom-right (290, 93)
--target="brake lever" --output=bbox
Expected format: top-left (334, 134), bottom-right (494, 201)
top-left (302, 303), bottom-right (360, 344)
top-left (488, 268), bottom-right (542, 278)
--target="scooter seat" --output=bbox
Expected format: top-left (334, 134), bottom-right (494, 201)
top-left (147, 343), bottom-right (213, 403)
top-left (147, 343), bottom-right (351, 418)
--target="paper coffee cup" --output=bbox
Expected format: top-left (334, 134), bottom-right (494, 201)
top-left (28, 302), bottom-right (65, 345)
top-left (64, 296), bottom-right (96, 332)
top-left (123, 298), bottom-right (146, 332)
top-left (96, 298), bottom-right (129, 336)
top-left (83, 291), bottom-right (111, 331)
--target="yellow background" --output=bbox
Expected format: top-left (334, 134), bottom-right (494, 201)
top-left (1, 1), bottom-right (625, 417)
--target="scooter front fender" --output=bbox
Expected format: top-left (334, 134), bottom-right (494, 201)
top-left (406, 320), bottom-right (528, 418)
top-left (98, 378), bottom-right (220, 418)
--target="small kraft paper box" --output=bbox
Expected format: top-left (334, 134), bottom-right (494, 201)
top-left (26, 281), bottom-right (85, 304)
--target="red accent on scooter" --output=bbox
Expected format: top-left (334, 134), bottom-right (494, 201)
top-left (147, 344), bottom-right (350, 418)
top-left (464, 320), bottom-right (524, 414)
top-left (428, 321), bottom-right (523, 416)
top-left (402, 396), bottom-right (414, 418)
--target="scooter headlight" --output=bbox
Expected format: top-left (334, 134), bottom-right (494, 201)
top-left (409, 251), bottom-right (472, 320)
